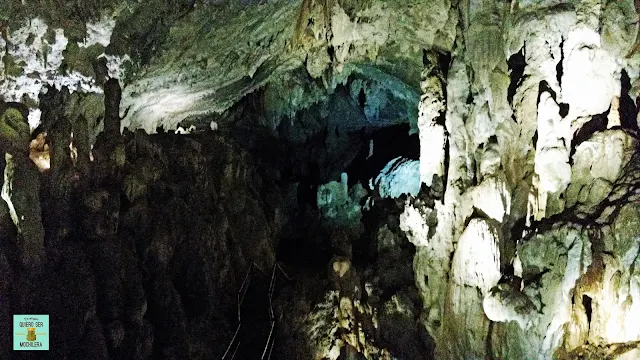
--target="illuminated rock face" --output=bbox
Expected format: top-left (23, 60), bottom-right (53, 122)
top-left (371, 157), bottom-right (420, 199)
top-left (405, 0), bottom-right (640, 359)
top-left (0, 16), bottom-right (127, 131)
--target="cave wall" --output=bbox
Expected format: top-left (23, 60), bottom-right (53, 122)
top-left (400, 1), bottom-right (640, 359)
top-left (0, 86), bottom-right (279, 359)
top-left (0, 0), bottom-right (457, 134)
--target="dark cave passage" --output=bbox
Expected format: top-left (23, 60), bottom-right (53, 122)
top-left (345, 123), bottom-right (419, 187)
top-left (620, 69), bottom-right (640, 132)
top-left (275, 120), bottom-right (419, 271)
top-left (276, 233), bottom-right (332, 270)
top-left (507, 47), bottom-right (526, 106)
top-left (583, 295), bottom-right (593, 329)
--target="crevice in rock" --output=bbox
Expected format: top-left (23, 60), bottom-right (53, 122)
top-left (438, 51), bottom-right (452, 80)
top-left (537, 80), bottom-right (557, 104)
top-left (327, 45), bottom-right (335, 62)
top-left (508, 47), bottom-right (526, 106)
top-left (559, 103), bottom-right (569, 118)
top-left (556, 38), bottom-right (564, 88)
top-left (471, 157), bottom-right (478, 186)
top-left (522, 268), bottom-right (550, 288)
top-left (583, 294), bottom-right (592, 329)
top-left (569, 109), bottom-right (609, 165)
top-left (463, 209), bottom-right (485, 229)
top-left (442, 130), bottom-right (450, 198)
top-left (358, 87), bottom-right (366, 109)
top-left (620, 69), bottom-right (640, 132)
top-left (498, 263), bottom-right (521, 289)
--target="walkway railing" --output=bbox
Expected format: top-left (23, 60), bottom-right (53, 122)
top-left (221, 262), bottom-right (290, 360)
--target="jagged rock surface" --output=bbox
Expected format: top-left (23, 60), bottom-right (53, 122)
top-left (0, 95), bottom-right (278, 358)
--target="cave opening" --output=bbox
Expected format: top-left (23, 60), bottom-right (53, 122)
top-left (260, 79), bottom-right (420, 273)
top-left (345, 123), bottom-right (420, 187)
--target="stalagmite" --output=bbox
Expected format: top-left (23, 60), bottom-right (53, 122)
top-left (607, 96), bottom-right (621, 129)
top-left (418, 57), bottom-right (447, 187)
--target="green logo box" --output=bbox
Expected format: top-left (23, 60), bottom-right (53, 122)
top-left (13, 314), bottom-right (49, 351)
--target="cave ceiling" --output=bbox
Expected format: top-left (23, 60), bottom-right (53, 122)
top-left (0, 0), bottom-right (457, 134)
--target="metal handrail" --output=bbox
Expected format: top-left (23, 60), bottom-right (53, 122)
top-left (253, 263), bottom-right (268, 276)
top-left (230, 341), bottom-right (241, 359)
top-left (267, 339), bottom-right (275, 359)
top-left (222, 264), bottom-right (254, 360)
top-left (222, 262), bottom-right (290, 360)
top-left (260, 263), bottom-right (290, 359)
top-left (221, 325), bottom-right (242, 359)
top-left (261, 322), bottom-right (276, 359)
top-left (237, 268), bottom-right (253, 320)
top-left (276, 263), bottom-right (291, 281)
